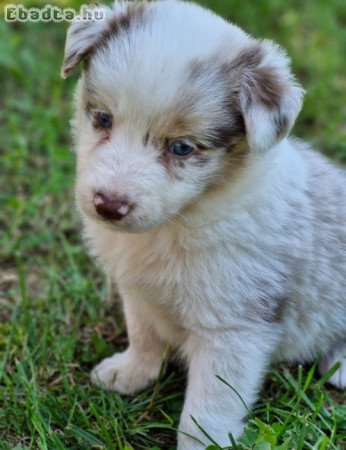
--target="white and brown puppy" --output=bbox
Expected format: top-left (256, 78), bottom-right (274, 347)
top-left (61, 1), bottom-right (346, 448)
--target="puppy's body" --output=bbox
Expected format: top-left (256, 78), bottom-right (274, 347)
top-left (62, 1), bottom-right (346, 447)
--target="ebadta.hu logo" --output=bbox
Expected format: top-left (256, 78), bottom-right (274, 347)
top-left (4, 4), bottom-right (105, 22)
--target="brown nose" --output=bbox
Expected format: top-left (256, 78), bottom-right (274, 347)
top-left (94, 193), bottom-right (131, 221)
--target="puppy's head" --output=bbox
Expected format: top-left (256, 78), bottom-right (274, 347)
top-left (62, 0), bottom-right (304, 232)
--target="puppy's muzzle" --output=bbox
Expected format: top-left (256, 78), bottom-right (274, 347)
top-left (94, 193), bottom-right (132, 221)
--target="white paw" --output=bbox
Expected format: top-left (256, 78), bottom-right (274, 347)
top-left (318, 344), bottom-right (346, 389)
top-left (177, 414), bottom-right (243, 450)
top-left (91, 350), bottom-right (161, 394)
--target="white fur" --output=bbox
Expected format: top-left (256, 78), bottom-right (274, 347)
top-left (62, 1), bottom-right (346, 448)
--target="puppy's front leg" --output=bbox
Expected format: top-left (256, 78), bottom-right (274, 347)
top-left (91, 293), bottom-right (165, 394)
top-left (178, 328), bottom-right (277, 449)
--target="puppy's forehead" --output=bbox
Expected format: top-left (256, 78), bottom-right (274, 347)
top-left (85, 1), bottom-right (249, 113)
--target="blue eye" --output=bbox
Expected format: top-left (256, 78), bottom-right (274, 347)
top-left (171, 141), bottom-right (195, 156)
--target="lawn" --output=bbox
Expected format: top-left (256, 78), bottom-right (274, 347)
top-left (0, 0), bottom-right (345, 449)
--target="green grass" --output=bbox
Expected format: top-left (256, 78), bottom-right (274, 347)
top-left (0, 0), bottom-right (345, 448)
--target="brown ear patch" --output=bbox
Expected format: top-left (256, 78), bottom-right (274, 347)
top-left (96, 3), bottom-right (146, 51)
top-left (61, 3), bottom-right (147, 78)
top-left (186, 42), bottom-right (302, 153)
top-left (227, 43), bottom-right (303, 150)
top-left (63, 47), bottom-right (93, 78)
top-left (229, 45), bottom-right (285, 111)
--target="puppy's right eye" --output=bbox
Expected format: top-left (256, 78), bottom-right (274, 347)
top-left (94, 111), bottom-right (113, 129)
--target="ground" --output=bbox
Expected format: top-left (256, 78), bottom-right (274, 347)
top-left (0, 0), bottom-right (345, 449)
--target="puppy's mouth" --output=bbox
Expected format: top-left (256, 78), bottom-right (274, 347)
top-left (94, 214), bottom-right (161, 234)
top-left (88, 198), bottom-right (158, 233)
top-left (89, 207), bottom-right (136, 230)
top-left (93, 208), bottom-right (137, 232)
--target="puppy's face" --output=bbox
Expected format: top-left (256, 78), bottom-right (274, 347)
top-left (62, 1), bottom-right (304, 233)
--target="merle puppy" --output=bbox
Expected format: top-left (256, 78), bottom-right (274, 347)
top-left (61, 1), bottom-right (346, 448)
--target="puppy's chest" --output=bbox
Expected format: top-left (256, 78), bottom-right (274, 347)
top-left (103, 230), bottom-right (286, 329)
top-left (108, 234), bottom-right (235, 325)
top-left (115, 238), bottom-right (209, 299)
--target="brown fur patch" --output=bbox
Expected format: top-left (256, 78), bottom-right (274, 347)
top-left (153, 121), bottom-right (211, 180)
top-left (63, 3), bottom-right (147, 77)
top-left (98, 2), bottom-right (146, 50)
top-left (154, 115), bottom-right (193, 143)
top-left (229, 45), bottom-right (284, 111)
top-left (63, 48), bottom-right (93, 77)
top-left (143, 130), bottom-right (150, 146)
top-left (244, 66), bottom-right (284, 110)
top-left (208, 107), bottom-right (246, 151)
top-left (255, 295), bottom-right (286, 323)
top-left (152, 107), bottom-right (214, 174)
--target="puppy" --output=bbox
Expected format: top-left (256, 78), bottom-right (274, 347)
top-left (61, 1), bottom-right (346, 448)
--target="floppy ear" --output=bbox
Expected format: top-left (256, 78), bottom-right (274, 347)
top-left (236, 40), bottom-right (305, 152)
top-left (61, 5), bottom-right (115, 79)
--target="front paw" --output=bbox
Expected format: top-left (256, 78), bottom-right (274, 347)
top-left (177, 414), bottom-right (244, 450)
top-left (91, 350), bottom-right (161, 395)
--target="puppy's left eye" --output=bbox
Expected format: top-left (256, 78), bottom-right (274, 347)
top-left (170, 140), bottom-right (196, 157)
top-left (94, 111), bottom-right (113, 129)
